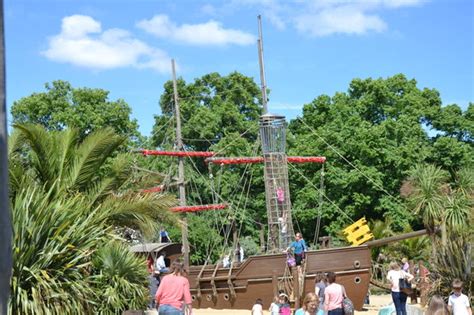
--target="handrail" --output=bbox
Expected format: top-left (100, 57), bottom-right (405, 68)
top-left (227, 261), bottom-right (236, 300)
top-left (210, 263), bottom-right (220, 299)
top-left (196, 260), bottom-right (208, 301)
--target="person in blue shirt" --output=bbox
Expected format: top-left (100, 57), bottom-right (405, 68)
top-left (286, 232), bottom-right (307, 272)
top-left (160, 226), bottom-right (170, 243)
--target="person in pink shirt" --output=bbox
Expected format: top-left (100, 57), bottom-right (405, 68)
top-left (324, 272), bottom-right (345, 315)
top-left (155, 259), bottom-right (192, 315)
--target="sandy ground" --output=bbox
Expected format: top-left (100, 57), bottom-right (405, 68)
top-left (143, 294), bottom-right (423, 314)
top-left (190, 294), bottom-right (420, 315)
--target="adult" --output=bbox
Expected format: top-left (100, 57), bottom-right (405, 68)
top-left (155, 259), bottom-right (192, 315)
top-left (324, 272), bottom-right (344, 315)
top-left (426, 295), bottom-right (449, 315)
top-left (234, 242), bottom-right (244, 263)
top-left (286, 232), bottom-right (307, 272)
top-left (295, 292), bottom-right (320, 315)
top-left (314, 272), bottom-right (327, 312)
top-left (222, 254), bottom-right (230, 268)
top-left (148, 273), bottom-right (160, 309)
top-left (387, 261), bottom-right (414, 315)
top-left (155, 251), bottom-right (169, 274)
top-left (160, 227), bottom-right (170, 243)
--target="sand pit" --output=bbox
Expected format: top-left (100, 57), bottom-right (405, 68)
top-left (143, 294), bottom-right (423, 314)
top-left (191, 294), bottom-right (415, 314)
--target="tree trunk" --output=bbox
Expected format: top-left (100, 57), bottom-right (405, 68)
top-left (441, 219), bottom-right (447, 252)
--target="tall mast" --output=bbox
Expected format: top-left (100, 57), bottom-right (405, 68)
top-left (257, 16), bottom-right (294, 252)
top-left (0, 0), bottom-right (12, 312)
top-left (171, 59), bottom-right (189, 269)
top-left (257, 15), bottom-right (268, 114)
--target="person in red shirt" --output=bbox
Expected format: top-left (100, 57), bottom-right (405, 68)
top-left (155, 259), bottom-right (192, 315)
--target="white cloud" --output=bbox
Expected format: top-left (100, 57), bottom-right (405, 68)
top-left (229, 0), bottom-right (425, 37)
top-left (381, 0), bottom-right (425, 8)
top-left (42, 15), bottom-right (171, 72)
top-left (137, 14), bottom-right (256, 46)
top-left (295, 5), bottom-right (387, 36)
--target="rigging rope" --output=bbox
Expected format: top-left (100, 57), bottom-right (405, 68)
top-left (288, 162), bottom-right (354, 223)
top-left (313, 164), bottom-right (324, 246)
top-left (299, 119), bottom-right (409, 211)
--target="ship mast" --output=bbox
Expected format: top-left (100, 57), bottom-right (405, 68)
top-left (171, 59), bottom-right (190, 269)
top-left (257, 16), bottom-right (294, 252)
top-left (257, 15), bottom-right (268, 114)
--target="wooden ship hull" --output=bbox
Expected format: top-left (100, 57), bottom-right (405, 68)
top-left (185, 229), bottom-right (430, 310)
top-left (188, 245), bottom-right (371, 311)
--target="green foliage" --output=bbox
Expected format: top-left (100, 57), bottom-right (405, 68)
top-left (404, 164), bottom-right (473, 298)
top-left (11, 80), bottom-right (140, 143)
top-left (148, 72), bottom-right (472, 259)
top-left (9, 124), bottom-right (177, 236)
top-left (91, 242), bottom-right (148, 314)
top-left (239, 236), bottom-right (261, 257)
top-left (289, 74), bottom-right (437, 237)
top-left (152, 72), bottom-right (261, 151)
top-left (404, 164), bottom-right (449, 229)
top-left (187, 215), bottom-right (224, 264)
top-left (149, 72), bottom-right (264, 262)
top-left (8, 125), bottom-right (177, 314)
top-left (9, 185), bottom-right (103, 314)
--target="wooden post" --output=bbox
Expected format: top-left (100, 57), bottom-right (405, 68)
top-left (257, 15), bottom-right (268, 114)
top-left (293, 268), bottom-right (300, 309)
top-left (259, 223), bottom-right (265, 253)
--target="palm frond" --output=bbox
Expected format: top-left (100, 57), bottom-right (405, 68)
top-left (13, 123), bottom-right (58, 189)
top-left (67, 128), bottom-right (125, 192)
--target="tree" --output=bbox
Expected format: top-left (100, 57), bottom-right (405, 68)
top-left (11, 80), bottom-right (140, 142)
top-left (149, 72), bottom-right (266, 263)
top-left (403, 163), bottom-right (472, 298)
top-left (289, 74), bottom-right (437, 236)
top-left (8, 125), bottom-right (177, 314)
top-left (152, 72), bottom-right (261, 152)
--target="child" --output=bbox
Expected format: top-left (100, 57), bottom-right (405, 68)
top-left (269, 295), bottom-right (280, 315)
top-left (278, 293), bottom-right (291, 315)
top-left (448, 279), bottom-right (472, 315)
top-left (252, 298), bottom-right (264, 315)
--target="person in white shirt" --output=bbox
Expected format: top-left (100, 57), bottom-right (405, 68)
top-left (222, 255), bottom-right (230, 268)
top-left (448, 279), bottom-right (472, 315)
top-left (387, 261), bottom-right (414, 315)
top-left (154, 251), bottom-right (169, 274)
top-left (251, 298), bottom-right (264, 315)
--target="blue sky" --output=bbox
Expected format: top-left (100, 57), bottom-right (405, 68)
top-left (5, 0), bottom-right (473, 136)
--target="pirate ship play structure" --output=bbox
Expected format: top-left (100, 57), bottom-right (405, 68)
top-left (136, 16), bottom-right (430, 310)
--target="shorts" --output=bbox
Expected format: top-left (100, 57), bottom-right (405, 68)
top-left (295, 253), bottom-right (304, 266)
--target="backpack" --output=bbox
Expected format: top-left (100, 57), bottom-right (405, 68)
top-left (287, 254), bottom-right (296, 267)
top-left (342, 297), bottom-right (354, 315)
top-left (341, 285), bottom-right (354, 315)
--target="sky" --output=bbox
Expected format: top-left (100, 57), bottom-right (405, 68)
top-left (5, 0), bottom-right (474, 137)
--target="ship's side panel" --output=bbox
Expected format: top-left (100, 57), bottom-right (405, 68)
top-left (188, 246), bottom-right (371, 310)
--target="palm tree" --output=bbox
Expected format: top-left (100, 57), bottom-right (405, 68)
top-left (91, 242), bottom-right (149, 314)
top-left (402, 164), bottom-right (449, 254)
top-left (403, 164), bottom-right (472, 298)
top-left (8, 124), bottom-right (178, 314)
top-left (9, 124), bottom-right (177, 235)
